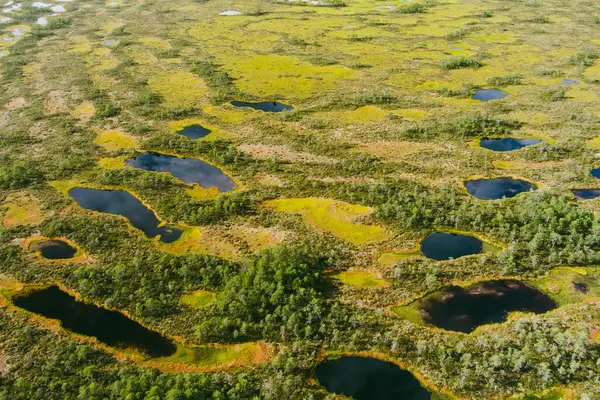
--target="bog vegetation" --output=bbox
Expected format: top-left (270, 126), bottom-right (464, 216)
top-left (1, 0), bottom-right (600, 398)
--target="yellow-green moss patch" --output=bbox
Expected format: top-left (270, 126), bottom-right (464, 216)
top-left (148, 70), bottom-right (208, 110)
top-left (153, 342), bottom-right (268, 371)
top-left (225, 54), bottom-right (355, 99)
top-left (94, 130), bottom-right (137, 151)
top-left (158, 227), bottom-right (239, 259)
top-left (180, 290), bottom-right (215, 308)
top-left (72, 102), bottom-right (95, 120)
top-left (333, 270), bottom-right (387, 288)
top-left (264, 198), bottom-right (388, 246)
top-left (1, 192), bottom-right (44, 227)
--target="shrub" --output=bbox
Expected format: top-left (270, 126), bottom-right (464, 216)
top-left (488, 74), bottom-right (522, 86)
top-left (541, 86), bottom-right (566, 101)
top-left (440, 56), bottom-right (481, 70)
top-left (568, 49), bottom-right (598, 67)
top-left (397, 3), bottom-right (426, 13)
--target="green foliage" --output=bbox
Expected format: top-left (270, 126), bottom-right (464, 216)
top-left (376, 188), bottom-right (600, 267)
top-left (541, 86), bottom-right (566, 101)
top-left (488, 74), bottom-right (522, 86)
top-left (440, 56), bottom-right (482, 70)
top-left (397, 3), bottom-right (426, 13)
top-left (438, 84), bottom-right (474, 98)
top-left (198, 245), bottom-right (331, 341)
top-left (568, 49), bottom-right (598, 66)
top-left (0, 161), bottom-right (44, 189)
top-left (189, 60), bottom-right (237, 103)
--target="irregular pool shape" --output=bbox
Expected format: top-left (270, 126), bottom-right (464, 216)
top-left (479, 138), bottom-right (541, 152)
top-left (51, 4), bottom-right (65, 12)
top-left (31, 1), bottom-right (50, 7)
top-left (14, 286), bottom-right (176, 357)
top-left (560, 79), bottom-right (580, 86)
top-left (472, 89), bottom-right (510, 102)
top-left (218, 10), bottom-right (242, 15)
top-left (0, 17), bottom-right (11, 23)
top-left (2, 3), bottom-right (20, 12)
top-left (230, 101), bottom-right (293, 112)
top-left (0, 50), bottom-right (8, 58)
top-left (68, 187), bottom-right (183, 243)
top-left (591, 168), bottom-right (600, 179)
top-left (29, 240), bottom-right (77, 259)
top-left (316, 356), bottom-right (431, 400)
top-left (464, 178), bottom-right (537, 200)
top-left (37, 17), bottom-right (48, 25)
top-left (177, 124), bottom-right (212, 139)
top-left (573, 281), bottom-right (588, 293)
top-left (419, 280), bottom-right (557, 333)
top-left (571, 189), bottom-right (600, 200)
top-left (420, 232), bottom-right (483, 261)
top-left (125, 152), bottom-right (236, 191)
top-left (102, 40), bottom-right (118, 46)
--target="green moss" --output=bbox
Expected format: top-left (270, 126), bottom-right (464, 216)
top-left (180, 290), bottom-right (215, 308)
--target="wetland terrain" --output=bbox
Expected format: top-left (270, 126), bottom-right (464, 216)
top-left (1, 0), bottom-right (600, 398)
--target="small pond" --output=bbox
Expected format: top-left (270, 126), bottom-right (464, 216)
top-left (472, 89), bottom-right (509, 102)
top-left (125, 152), bottom-right (236, 192)
top-left (177, 124), bottom-right (212, 139)
top-left (464, 178), bottom-right (536, 200)
top-left (29, 240), bottom-right (77, 260)
top-left (479, 138), bottom-right (541, 152)
top-left (420, 232), bottom-right (482, 261)
top-left (14, 286), bottom-right (176, 357)
top-left (560, 79), bottom-right (580, 86)
top-left (591, 168), bottom-right (600, 179)
top-left (571, 189), bottom-right (600, 200)
top-left (315, 356), bottom-right (431, 400)
top-left (230, 101), bottom-right (293, 112)
top-left (68, 187), bottom-right (182, 243)
top-left (419, 280), bottom-right (556, 333)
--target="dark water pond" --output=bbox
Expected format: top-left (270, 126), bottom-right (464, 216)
top-left (479, 138), bottom-right (541, 152)
top-left (125, 152), bottom-right (236, 192)
top-left (464, 178), bottom-right (536, 200)
top-left (29, 240), bottom-right (77, 260)
top-left (13, 286), bottom-right (176, 357)
top-left (420, 280), bottom-right (556, 333)
top-left (560, 79), bottom-right (580, 86)
top-left (573, 281), bottom-right (588, 293)
top-left (571, 189), bottom-right (600, 200)
top-left (177, 124), bottom-right (212, 139)
top-left (591, 168), bottom-right (600, 179)
top-left (420, 232), bottom-right (483, 261)
top-left (472, 89), bottom-right (509, 102)
top-left (315, 356), bottom-right (431, 400)
top-left (68, 187), bottom-right (182, 243)
top-left (230, 101), bottom-right (293, 112)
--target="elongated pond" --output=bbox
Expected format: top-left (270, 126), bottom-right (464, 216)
top-left (29, 240), bottom-right (76, 260)
top-left (572, 189), bottom-right (600, 200)
top-left (472, 89), bottom-right (509, 102)
top-left (479, 138), bottom-right (541, 152)
top-left (125, 152), bottom-right (236, 192)
top-left (13, 286), bottom-right (176, 357)
top-left (177, 124), bottom-right (212, 139)
top-left (68, 187), bottom-right (182, 243)
top-left (464, 178), bottom-right (536, 200)
top-left (419, 280), bottom-right (556, 333)
top-left (230, 101), bottom-right (293, 112)
top-left (420, 232), bottom-right (482, 261)
top-left (316, 356), bottom-right (431, 400)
